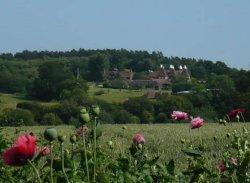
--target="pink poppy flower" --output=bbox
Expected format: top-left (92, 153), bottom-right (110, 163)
top-left (132, 133), bottom-right (146, 145)
top-left (228, 108), bottom-right (246, 119)
top-left (230, 157), bottom-right (238, 166)
top-left (171, 111), bottom-right (189, 121)
top-left (2, 134), bottom-right (37, 166)
top-left (217, 161), bottom-right (226, 173)
top-left (38, 146), bottom-right (50, 156)
top-left (76, 125), bottom-right (89, 138)
top-left (191, 117), bottom-right (204, 129)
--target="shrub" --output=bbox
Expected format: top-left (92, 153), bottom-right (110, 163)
top-left (141, 110), bottom-right (154, 124)
top-left (130, 115), bottom-right (140, 124)
top-left (156, 112), bottom-right (170, 123)
top-left (41, 113), bottom-right (62, 125)
top-left (0, 108), bottom-right (34, 126)
top-left (114, 110), bottom-right (133, 124)
top-left (94, 90), bottom-right (106, 96)
top-left (17, 102), bottom-right (60, 122)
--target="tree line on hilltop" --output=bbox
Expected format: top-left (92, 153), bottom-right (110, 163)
top-left (0, 49), bottom-right (249, 126)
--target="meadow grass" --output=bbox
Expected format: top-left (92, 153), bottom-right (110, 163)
top-left (2, 123), bottom-right (250, 168)
top-left (88, 85), bottom-right (146, 103)
top-left (0, 93), bottom-right (57, 111)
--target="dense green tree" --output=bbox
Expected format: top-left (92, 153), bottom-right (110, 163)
top-left (29, 62), bottom-right (74, 100)
top-left (88, 54), bottom-right (109, 81)
top-left (207, 74), bottom-right (235, 93)
top-left (0, 108), bottom-right (34, 126)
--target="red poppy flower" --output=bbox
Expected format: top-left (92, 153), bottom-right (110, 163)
top-left (132, 133), bottom-right (146, 145)
top-left (2, 134), bottom-right (37, 166)
top-left (228, 108), bottom-right (246, 119)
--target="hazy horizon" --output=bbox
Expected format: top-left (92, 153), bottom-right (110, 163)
top-left (0, 0), bottom-right (249, 69)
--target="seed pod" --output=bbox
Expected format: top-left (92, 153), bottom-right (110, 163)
top-left (70, 135), bottom-right (77, 143)
top-left (108, 141), bottom-right (113, 149)
top-left (80, 107), bottom-right (87, 114)
top-left (58, 135), bottom-right (66, 143)
top-left (80, 112), bottom-right (90, 123)
top-left (108, 140), bottom-right (113, 146)
top-left (92, 105), bottom-right (100, 116)
top-left (44, 128), bottom-right (58, 141)
top-left (138, 144), bottom-right (143, 149)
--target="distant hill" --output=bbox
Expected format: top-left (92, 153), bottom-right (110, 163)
top-left (0, 48), bottom-right (249, 94)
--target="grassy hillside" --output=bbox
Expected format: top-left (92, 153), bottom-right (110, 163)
top-left (88, 85), bottom-right (146, 103)
top-left (2, 123), bottom-right (249, 167)
top-left (0, 93), bottom-right (57, 111)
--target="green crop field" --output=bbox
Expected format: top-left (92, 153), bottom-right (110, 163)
top-left (2, 123), bottom-right (249, 168)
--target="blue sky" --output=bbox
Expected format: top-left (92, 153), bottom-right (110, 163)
top-left (0, 0), bottom-right (249, 69)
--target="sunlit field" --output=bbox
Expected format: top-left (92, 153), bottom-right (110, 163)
top-left (2, 123), bottom-right (249, 167)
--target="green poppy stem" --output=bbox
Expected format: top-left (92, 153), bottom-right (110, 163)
top-left (226, 115), bottom-right (231, 123)
top-left (61, 142), bottom-right (70, 183)
top-left (93, 117), bottom-right (97, 183)
top-left (82, 133), bottom-right (90, 183)
top-left (71, 143), bottom-right (76, 183)
top-left (240, 112), bottom-right (245, 123)
top-left (28, 160), bottom-right (42, 183)
top-left (49, 142), bottom-right (54, 183)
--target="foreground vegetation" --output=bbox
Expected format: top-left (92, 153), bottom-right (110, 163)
top-left (2, 123), bottom-right (250, 163)
top-left (1, 122), bottom-right (250, 182)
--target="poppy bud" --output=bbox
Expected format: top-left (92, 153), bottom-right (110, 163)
top-left (44, 128), bottom-right (58, 141)
top-left (80, 112), bottom-right (90, 123)
top-left (122, 126), bottom-right (127, 130)
top-left (70, 135), bottom-right (77, 143)
top-left (108, 140), bottom-right (113, 146)
top-left (58, 135), bottom-right (66, 143)
top-left (80, 107), bottom-right (87, 114)
top-left (108, 141), bottom-right (113, 149)
top-left (138, 144), bottom-right (143, 149)
top-left (92, 105), bottom-right (100, 116)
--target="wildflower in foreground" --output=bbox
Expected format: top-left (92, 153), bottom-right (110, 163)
top-left (217, 161), bottom-right (226, 173)
top-left (38, 146), bottom-right (50, 157)
top-left (191, 117), bottom-right (204, 129)
top-left (230, 157), bottom-right (238, 166)
top-left (132, 133), bottom-right (146, 145)
top-left (228, 108), bottom-right (246, 119)
top-left (2, 134), bottom-right (37, 166)
top-left (76, 125), bottom-right (89, 138)
top-left (171, 111), bottom-right (188, 121)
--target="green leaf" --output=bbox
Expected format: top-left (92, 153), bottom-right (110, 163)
top-left (183, 149), bottom-right (202, 157)
top-left (166, 159), bottom-right (175, 175)
top-left (147, 156), bottom-right (159, 166)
